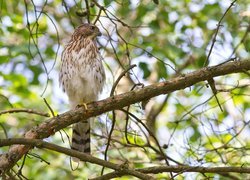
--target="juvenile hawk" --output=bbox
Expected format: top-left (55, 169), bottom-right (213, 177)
top-left (59, 24), bottom-right (105, 160)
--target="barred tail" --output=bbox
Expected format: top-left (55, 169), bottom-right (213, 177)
top-left (71, 118), bottom-right (91, 161)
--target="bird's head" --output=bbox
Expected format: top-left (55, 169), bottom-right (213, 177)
top-left (72, 23), bottom-right (101, 40)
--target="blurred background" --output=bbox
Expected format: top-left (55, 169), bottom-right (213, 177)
top-left (0, 0), bottom-right (250, 179)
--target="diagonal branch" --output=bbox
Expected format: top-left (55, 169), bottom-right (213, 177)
top-left (0, 138), bottom-right (154, 179)
top-left (204, 0), bottom-right (238, 66)
top-left (0, 59), bottom-right (249, 174)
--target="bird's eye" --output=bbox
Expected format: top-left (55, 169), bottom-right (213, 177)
top-left (90, 26), bottom-right (95, 30)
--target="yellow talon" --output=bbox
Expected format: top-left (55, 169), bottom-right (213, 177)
top-left (77, 103), bottom-right (88, 110)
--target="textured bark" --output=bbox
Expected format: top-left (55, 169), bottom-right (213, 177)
top-left (0, 59), bottom-right (250, 174)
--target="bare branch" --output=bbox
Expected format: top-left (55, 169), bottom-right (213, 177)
top-left (0, 138), bottom-right (154, 179)
top-left (137, 165), bottom-right (250, 174)
top-left (204, 0), bottom-right (238, 66)
top-left (0, 108), bottom-right (50, 117)
top-left (43, 98), bottom-right (55, 117)
top-left (110, 64), bottom-right (137, 96)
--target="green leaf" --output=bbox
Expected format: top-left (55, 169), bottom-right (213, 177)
top-left (156, 61), bottom-right (168, 79)
top-left (0, 56), bottom-right (9, 64)
top-left (139, 62), bottom-right (151, 79)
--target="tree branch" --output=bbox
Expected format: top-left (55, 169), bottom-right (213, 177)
top-left (137, 165), bottom-right (250, 174)
top-left (1, 138), bottom-right (249, 178)
top-left (91, 165), bottom-right (250, 180)
top-left (0, 138), bottom-right (154, 179)
top-left (0, 59), bottom-right (249, 174)
top-left (0, 108), bottom-right (50, 117)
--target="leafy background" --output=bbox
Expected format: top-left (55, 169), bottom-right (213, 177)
top-left (0, 0), bottom-right (250, 179)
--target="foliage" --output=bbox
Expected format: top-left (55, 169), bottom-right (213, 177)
top-left (0, 0), bottom-right (250, 179)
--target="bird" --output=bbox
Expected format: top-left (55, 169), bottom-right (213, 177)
top-left (59, 23), bottom-right (105, 161)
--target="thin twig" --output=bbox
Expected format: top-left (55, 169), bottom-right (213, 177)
top-left (229, 21), bottom-right (250, 59)
top-left (93, 7), bottom-right (103, 24)
top-left (120, 110), bottom-right (172, 166)
top-left (101, 64), bottom-right (137, 174)
top-left (101, 110), bottom-right (116, 175)
top-left (0, 108), bottom-right (49, 117)
top-left (84, 0), bottom-right (90, 23)
top-left (207, 78), bottom-right (223, 112)
top-left (110, 64), bottom-right (137, 96)
top-left (43, 98), bottom-right (55, 117)
top-left (204, 0), bottom-right (238, 66)
top-left (0, 123), bottom-right (8, 138)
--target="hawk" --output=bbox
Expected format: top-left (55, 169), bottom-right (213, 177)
top-left (59, 24), bottom-right (105, 160)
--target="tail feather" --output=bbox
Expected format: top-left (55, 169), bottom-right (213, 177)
top-left (71, 118), bottom-right (91, 161)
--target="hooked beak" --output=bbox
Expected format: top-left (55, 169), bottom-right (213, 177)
top-left (95, 27), bottom-right (102, 37)
top-left (97, 31), bottom-right (102, 36)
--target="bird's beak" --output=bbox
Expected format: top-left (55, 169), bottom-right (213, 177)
top-left (97, 31), bottom-right (102, 36)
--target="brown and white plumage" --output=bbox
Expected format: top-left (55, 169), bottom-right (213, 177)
top-left (59, 24), bottom-right (105, 160)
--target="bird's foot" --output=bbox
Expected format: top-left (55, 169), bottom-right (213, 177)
top-left (76, 103), bottom-right (88, 110)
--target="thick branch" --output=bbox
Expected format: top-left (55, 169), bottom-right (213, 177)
top-left (0, 60), bottom-right (249, 174)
